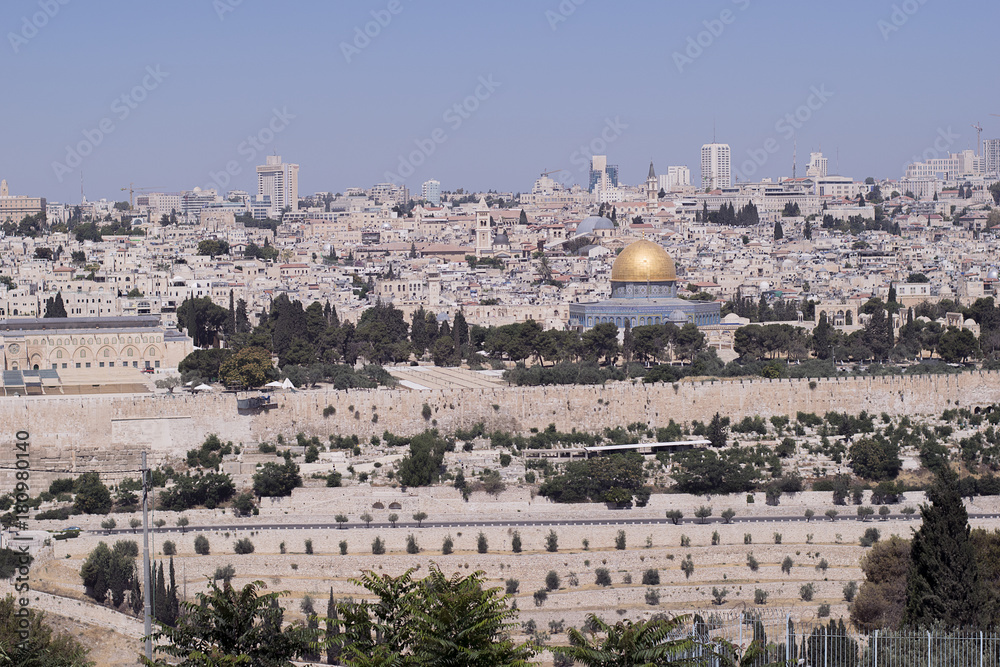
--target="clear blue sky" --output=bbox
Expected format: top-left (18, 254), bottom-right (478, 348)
top-left (2, 0), bottom-right (997, 203)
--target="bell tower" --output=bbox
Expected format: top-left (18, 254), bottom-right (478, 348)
top-left (475, 198), bottom-right (491, 258)
top-left (646, 161), bottom-right (658, 212)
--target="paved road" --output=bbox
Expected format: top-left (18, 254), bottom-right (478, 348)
top-left (90, 511), bottom-right (1000, 537)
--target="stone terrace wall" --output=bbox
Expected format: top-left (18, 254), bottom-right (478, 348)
top-left (0, 371), bottom-right (997, 486)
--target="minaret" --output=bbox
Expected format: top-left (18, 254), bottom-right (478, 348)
top-left (646, 161), bottom-right (658, 212)
top-left (475, 197), bottom-right (491, 258)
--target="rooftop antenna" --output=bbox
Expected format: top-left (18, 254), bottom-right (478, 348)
top-left (792, 139), bottom-right (797, 179)
top-left (836, 147), bottom-right (840, 175)
top-left (712, 120), bottom-right (716, 144)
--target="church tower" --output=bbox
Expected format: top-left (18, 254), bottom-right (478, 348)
top-left (475, 197), bottom-right (492, 258)
top-left (646, 161), bottom-right (658, 212)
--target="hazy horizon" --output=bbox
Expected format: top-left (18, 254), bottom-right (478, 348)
top-left (2, 0), bottom-right (997, 202)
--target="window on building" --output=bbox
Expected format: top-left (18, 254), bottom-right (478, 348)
top-left (99, 362), bottom-right (105, 368)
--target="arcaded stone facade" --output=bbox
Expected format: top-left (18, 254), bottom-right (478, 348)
top-left (0, 316), bottom-right (192, 374)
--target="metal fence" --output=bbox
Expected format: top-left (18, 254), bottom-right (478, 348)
top-left (671, 610), bottom-right (1000, 666)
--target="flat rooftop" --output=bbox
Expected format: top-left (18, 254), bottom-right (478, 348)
top-left (0, 316), bottom-right (163, 332)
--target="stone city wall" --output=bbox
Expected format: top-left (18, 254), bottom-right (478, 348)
top-left (0, 371), bottom-right (996, 486)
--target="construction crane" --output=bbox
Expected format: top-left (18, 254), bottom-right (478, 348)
top-left (539, 169), bottom-right (565, 177)
top-left (973, 122), bottom-right (984, 156)
top-left (120, 183), bottom-right (163, 209)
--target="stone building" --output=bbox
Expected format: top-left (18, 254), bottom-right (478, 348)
top-left (0, 316), bottom-right (192, 374)
top-left (568, 239), bottom-right (721, 330)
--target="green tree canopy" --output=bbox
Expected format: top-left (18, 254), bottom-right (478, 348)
top-left (553, 613), bottom-right (698, 667)
top-left (73, 472), bottom-right (112, 515)
top-left (252, 458), bottom-right (302, 498)
top-left (196, 239), bottom-right (230, 257)
top-left (904, 469), bottom-right (985, 629)
top-left (142, 580), bottom-right (320, 666)
top-left (176, 296), bottom-right (231, 348)
top-left (43, 292), bottom-right (67, 318)
top-left (337, 566), bottom-right (533, 667)
top-left (0, 594), bottom-right (92, 665)
top-left (219, 346), bottom-right (276, 389)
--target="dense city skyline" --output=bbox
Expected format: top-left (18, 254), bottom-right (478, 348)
top-left (2, 0), bottom-right (998, 202)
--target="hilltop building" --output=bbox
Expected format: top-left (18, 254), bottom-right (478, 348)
top-left (568, 239), bottom-right (720, 330)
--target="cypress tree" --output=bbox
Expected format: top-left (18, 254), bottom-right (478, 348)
top-left (453, 309), bottom-right (469, 351)
top-left (154, 562), bottom-right (168, 623)
top-left (326, 587), bottom-right (340, 664)
top-left (774, 220), bottom-right (784, 240)
top-left (707, 412), bottom-right (727, 448)
top-left (129, 563), bottom-right (143, 617)
top-left (227, 289), bottom-right (236, 335)
top-left (166, 556), bottom-right (179, 626)
top-left (904, 468), bottom-right (984, 629)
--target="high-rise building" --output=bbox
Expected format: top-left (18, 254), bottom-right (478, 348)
top-left (660, 166), bottom-right (691, 190)
top-left (700, 143), bottom-right (731, 190)
top-left (985, 139), bottom-right (1000, 176)
top-left (806, 152), bottom-right (828, 178)
top-left (421, 179), bottom-right (441, 205)
top-left (256, 155), bottom-right (299, 217)
top-left (0, 179), bottom-right (46, 224)
top-left (588, 155), bottom-right (619, 193)
top-left (904, 149), bottom-right (981, 179)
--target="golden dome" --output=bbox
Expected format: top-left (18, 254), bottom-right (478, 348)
top-left (611, 240), bottom-right (676, 283)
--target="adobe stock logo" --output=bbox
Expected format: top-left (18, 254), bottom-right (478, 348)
top-left (8, 0), bottom-right (71, 54)
top-left (672, 0), bottom-right (751, 74)
top-left (51, 66), bottom-right (169, 183)
top-left (545, 0), bottom-right (587, 31)
top-left (204, 108), bottom-right (295, 192)
top-left (735, 85), bottom-right (833, 182)
top-left (568, 117), bottom-right (629, 179)
top-left (877, 0), bottom-right (930, 40)
top-left (340, 0), bottom-right (407, 64)
top-left (384, 75), bottom-right (501, 184)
